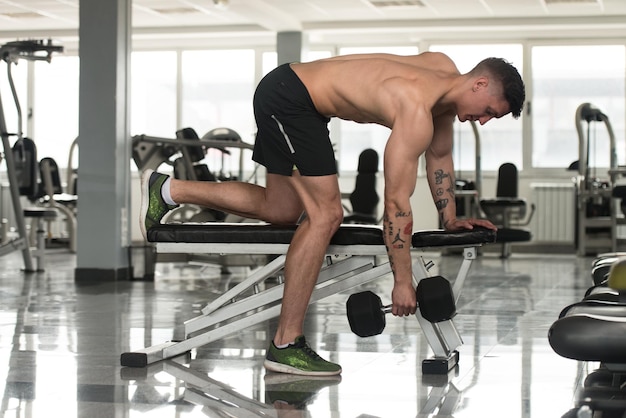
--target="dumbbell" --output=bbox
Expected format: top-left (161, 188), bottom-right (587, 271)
top-left (346, 275), bottom-right (457, 337)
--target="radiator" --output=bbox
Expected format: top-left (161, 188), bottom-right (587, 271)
top-left (529, 183), bottom-right (576, 243)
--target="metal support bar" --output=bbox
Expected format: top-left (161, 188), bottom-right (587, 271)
top-left (186, 255), bottom-right (375, 335)
top-left (201, 255), bottom-right (287, 315)
top-left (122, 262), bottom-right (392, 367)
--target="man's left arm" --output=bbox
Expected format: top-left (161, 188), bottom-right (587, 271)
top-left (426, 114), bottom-right (496, 231)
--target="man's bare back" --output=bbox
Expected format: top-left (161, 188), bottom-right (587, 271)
top-left (291, 52), bottom-right (461, 128)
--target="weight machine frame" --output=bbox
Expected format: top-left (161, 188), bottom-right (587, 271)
top-left (0, 40), bottom-right (63, 271)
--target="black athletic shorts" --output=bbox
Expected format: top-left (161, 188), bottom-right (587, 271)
top-left (252, 63), bottom-right (337, 176)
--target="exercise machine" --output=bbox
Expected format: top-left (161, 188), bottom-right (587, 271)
top-left (121, 222), bottom-right (495, 374)
top-left (456, 121), bottom-right (533, 257)
top-left (0, 39), bottom-right (63, 271)
top-left (132, 129), bottom-right (257, 278)
top-left (132, 129), bottom-right (253, 183)
top-left (573, 102), bottom-right (625, 256)
top-left (549, 257), bottom-right (626, 416)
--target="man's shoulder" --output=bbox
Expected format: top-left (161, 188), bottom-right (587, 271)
top-left (414, 52), bottom-right (459, 73)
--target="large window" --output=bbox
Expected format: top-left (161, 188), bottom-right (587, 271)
top-left (33, 56), bottom-right (79, 166)
top-left (430, 44), bottom-right (524, 173)
top-left (181, 50), bottom-right (257, 174)
top-left (181, 49), bottom-right (256, 138)
top-left (531, 45), bottom-right (626, 169)
top-left (131, 51), bottom-right (177, 137)
top-left (336, 46), bottom-right (420, 171)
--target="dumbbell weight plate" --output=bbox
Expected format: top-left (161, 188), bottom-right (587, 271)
top-left (346, 291), bottom-right (387, 337)
top-left (417, 276), bottom-right (456, 323)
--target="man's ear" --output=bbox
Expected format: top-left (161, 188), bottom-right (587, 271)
top-left (472, 77), bottom-right (489, 92)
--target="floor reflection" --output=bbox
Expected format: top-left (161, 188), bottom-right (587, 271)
top-left (0, 250), bottom-right (613, 417)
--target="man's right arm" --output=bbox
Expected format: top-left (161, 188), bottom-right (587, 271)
top-left (383, 105), bottom-right (433, 317)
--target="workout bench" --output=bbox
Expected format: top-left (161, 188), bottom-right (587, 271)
top-left (121, 223), bottom-right (495, 373)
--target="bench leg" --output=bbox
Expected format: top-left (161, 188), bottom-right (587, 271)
top-left (28, 217), bottom-right (47, 272)
top-left (412, 247), bottom-right (477, 374)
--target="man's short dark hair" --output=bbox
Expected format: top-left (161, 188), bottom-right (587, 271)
top-left (472, 57), bottom-right (526, 119)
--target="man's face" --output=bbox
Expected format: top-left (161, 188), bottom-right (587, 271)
top-left (458, 77), bottom-right (510, 125)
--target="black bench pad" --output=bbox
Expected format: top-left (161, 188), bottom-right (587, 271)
top-left (411, 227), bottom-right (495, 248)
top-left (480, 198), bottom-right (527, 209)
top-left (148, 223), bottom-right (496, 248)
top-left (495, 228), bottom-right (531, 243)
top-left (549, 314), bottom-right (626, 363)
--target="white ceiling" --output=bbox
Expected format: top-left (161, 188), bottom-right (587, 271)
top-left (3, 0), bottom-right (626, 50)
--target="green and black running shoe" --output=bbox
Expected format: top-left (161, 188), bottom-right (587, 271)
top-left (139, 169), bottom-right (179, 240)
top-left (264, 335), bottom-right (342, 376)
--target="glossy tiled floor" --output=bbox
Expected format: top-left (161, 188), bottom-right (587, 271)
top-left (0, 246), bottom-right (611, 417)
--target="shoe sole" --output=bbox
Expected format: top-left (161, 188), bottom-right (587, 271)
top-left (139, 169), bottom-right (155, 241)
top-left (263, 359), bottom-right (342, 376)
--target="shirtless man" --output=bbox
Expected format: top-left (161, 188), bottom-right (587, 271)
top-left (140, 52), bottom-right (525, 376)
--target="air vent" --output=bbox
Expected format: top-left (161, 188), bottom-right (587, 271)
top-left (370, 0), bottom-right (425, 7)
top-left (0, 12), bottom-right (44, 19)
top-left (153, 7), bottom-right (199, 15)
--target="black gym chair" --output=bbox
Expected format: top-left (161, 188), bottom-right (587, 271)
top-left (480, 162), bottom-right (534, 258)
top-left (343, 148), bottom-right (380, 224)
top-left (12, 137), bottom-right (58, 270)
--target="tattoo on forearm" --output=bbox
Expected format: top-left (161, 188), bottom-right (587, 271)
top-left (391, 232), bottom-right (405, 248)
top-left (434, 169), bottom-right (449, 185)
top-left (384, 212), bottom-right (412, 250)
top-left (433, 168), bottom-right (455, 216)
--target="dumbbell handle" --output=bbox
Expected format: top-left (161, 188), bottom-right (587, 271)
top-left (381, 305), bottom-right (392, 314)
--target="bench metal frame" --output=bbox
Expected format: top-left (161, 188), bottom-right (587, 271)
top-left (121, 228), bottom-right (486, 374)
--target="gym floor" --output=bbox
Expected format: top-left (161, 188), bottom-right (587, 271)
top-left (0, 246), bottom-right (601, 417)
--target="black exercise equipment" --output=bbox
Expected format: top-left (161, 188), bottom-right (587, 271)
top-left (0, 40), bottom-right (63, 271)
top-left (344, 148), bottom-right (380, 224)
top-left (346, 275), bottom-right (456, 338)
top-left (550, 257), bottom-right (626, 364)
top-left (10, 137), bottom-right (58, 270)
top-left (480, 162), bottom-right (534, 258)
top-left (572, 102), bottom-right (626, 255)
top-left (38, 156), bottom-right (77, 252)
top-left (417, 275), bottom-right (456, 322)
top-left (346, 290), bottom-right (390, 337)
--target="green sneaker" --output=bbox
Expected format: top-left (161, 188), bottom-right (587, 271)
top-left (139, 169), bottom-right (179, 240)
top-left (264, 335), bottom-right (342, 376)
